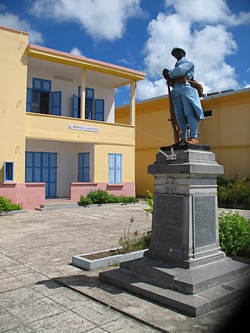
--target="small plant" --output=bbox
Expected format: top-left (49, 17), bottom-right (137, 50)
top-left (119, 216), bottom-right (151, 253)
top-left (219, 211), bottom-right (250, 257)
top-left (0, 196), bottom-right (22, 212)
top-left (86, 189), bottom-right (114, 204)
top-left (78, 196), bottom-right (92, 206)
top-left (79, 189), bottom-right (138, 206)
top-left (144, 190), bottom-right (154, 216)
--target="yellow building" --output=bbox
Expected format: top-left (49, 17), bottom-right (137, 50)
top-left (116, 88), bottom-right (250, 196)
top-left (0, 26), bottom-right (145, 209)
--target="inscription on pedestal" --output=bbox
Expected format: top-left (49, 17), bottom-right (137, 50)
top-left (194, 196), bottom-right (216, 247)
top-left (154, 195), bottom-right (184, 247)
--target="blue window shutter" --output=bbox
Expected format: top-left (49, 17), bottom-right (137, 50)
top-left (4, 162), bottom-right (14, 181)
top-left (108, 154), bottom-right (122, 184)
top-left (108, 154), bottom-right (115, 184)
top-left (32, 78), bottom-right (51, 92)
top-left (78, 86), bottom-right (81, 97)
top-left (94, 99), bottom-right (104, 121)
top-left (85, 87), bottom-right (94, 119)
top-left (26, 88), bottom-right (32, 112)
top-left (51, 91), bottom-right (61, 115)
top-left (25, 152), bottom-right (57, 198)
top-left (73, 95), bottom-right (80, 118)
top-left (32, 91), bottom-right (40, 113)
top-left (42, 80), bottom-right (51, 92)
top-left (86, 88), bottom-right (94, 99)
top-left (25, 152), bottom-right (33, 182)
top-left (78, 153), bottom-right (90, 182)
top-left (33, 78), bottom-right (41, 90)
top-left (85, 99), bottom-right (93, 119)
top-left (116, 154), bottom-right (122, 183)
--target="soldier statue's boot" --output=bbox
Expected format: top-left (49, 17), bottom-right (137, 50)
top-left (188, 137), bottom-right (199, 144)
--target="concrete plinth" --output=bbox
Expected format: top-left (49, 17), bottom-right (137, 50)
top-left (100, 144), bottom-right (250, 316)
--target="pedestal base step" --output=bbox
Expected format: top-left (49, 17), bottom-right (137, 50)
top-left (99, 257), bottom-right (250, 317)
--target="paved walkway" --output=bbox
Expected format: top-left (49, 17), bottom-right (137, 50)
top-left (0, 202), bottom-right (249, 332)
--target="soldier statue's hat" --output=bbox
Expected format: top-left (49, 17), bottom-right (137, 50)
top-left (171, 47), bottom-right (186, 57)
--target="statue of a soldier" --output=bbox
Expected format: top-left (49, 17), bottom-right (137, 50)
top-left (163, 47), bottom-right (204, 144)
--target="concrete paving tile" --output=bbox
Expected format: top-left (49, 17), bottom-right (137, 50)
top-left (0, 286), bottom-right (43, 308)
top-left (0, 276), bottom-right (26, 293)
top-left (7, 297), bottom-right (65, 325)
top-left (0, 268), bottom-right (10, 280)
top-left (87, 328), bottom-right (111, 333)
top-left (3, 263), bottom-right (33, 275)
top-left (2, 325), bottom-right (35, 333)
top-left (15, 271), bottom-right (47, 286)
top-left (0, 255), bottom-right (16, 268)
top-left (72, 302), bottom-right (121, 326)
top-left (101, 317), bottom-right (160, 333)
top-left (28, 310), bottom-right (95, 332)
top-left (31, 279), bottom-right (66, 296)
top-left (48, 288), bottom-right (91, 310)
top-left (0, 308), bottom-right (22, 332)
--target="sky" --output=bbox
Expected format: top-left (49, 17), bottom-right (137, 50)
top-left (0, 0), bottom-right (250, 105)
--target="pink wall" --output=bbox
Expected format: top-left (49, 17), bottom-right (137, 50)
top-left (0, 181), bottom-right (135, 210)
top-left (70, 182), bottom-right (135, 202)
top-left (0, 182), bottom-right (45, 210)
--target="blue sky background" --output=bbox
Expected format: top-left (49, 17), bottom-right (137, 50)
top-left (0, 0), bottom-right (249, 105)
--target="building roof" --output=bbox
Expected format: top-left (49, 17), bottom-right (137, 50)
top-left (28, 44), bottom-right (146, 87)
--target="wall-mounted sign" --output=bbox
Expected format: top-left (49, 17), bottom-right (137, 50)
top-left (68, 124), bottom-right (99, 132)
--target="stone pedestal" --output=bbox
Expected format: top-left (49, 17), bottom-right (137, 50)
top-left (100, 144), bottom-right (250, 316)
top-left (146, 144), bottom-right (224, 269)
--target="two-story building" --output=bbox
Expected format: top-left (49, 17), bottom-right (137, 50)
top-left (0, 26), bottom-right (145, 209)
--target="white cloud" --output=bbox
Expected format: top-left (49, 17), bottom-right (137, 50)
top-left (30, 0), bottom-right (143, 41)
top-left (165, 0), bottom-right (230, 24)
top-left (70, 47), bottom-right (85, 57)
top-left (136, 78), bottom-right (167, 100)
top-left (140, 0), bottom-right (250, 97)
top-left (144, 13), bottom-right (191, 77)
top-left (165, 0), bottom-right (250, 26)
top-left (0, 12), bottom-right (43, 44)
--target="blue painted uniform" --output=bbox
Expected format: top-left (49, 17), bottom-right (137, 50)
top-left (168, 57), bottom-right (204, 140)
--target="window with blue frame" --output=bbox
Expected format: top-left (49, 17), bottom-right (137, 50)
top-left (108, 153), bottom-right (122, 184)
top-left (25, 152), bottom-right (57, 198)
top-left (78, 153), bottom-right (90, 182)
top-left (94, 99), bottom-right (104, 121)
top-left (26, 78), bottom-right (61, 115)
top-left (73, 87), bottom-right (104, 120)
top-left (4, 162), bottom-right (14, 181)
top-left (85, 88), bottom-right (94, 119)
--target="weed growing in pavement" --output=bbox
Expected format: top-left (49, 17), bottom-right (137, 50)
top-left (119, 216), bottom-right (151, 253)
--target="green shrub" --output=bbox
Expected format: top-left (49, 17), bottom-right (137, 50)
top-left (219, 211), bottom-right (250, 257)
top-left (86, 189), bottom-right (115, 204)
top-left (0, 197), bottom-right (22, 212)
top-left (78, 196), bottom-right (92, 206)
top-left (78, 189), bottom-right (138, 206)
top-left (117, 196), bottom-right (139, 204)
top-left (217, 175), bottom-right (250, 209)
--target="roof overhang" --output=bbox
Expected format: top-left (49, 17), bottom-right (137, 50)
top-left (28, 44), bottom-right (146, 87)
